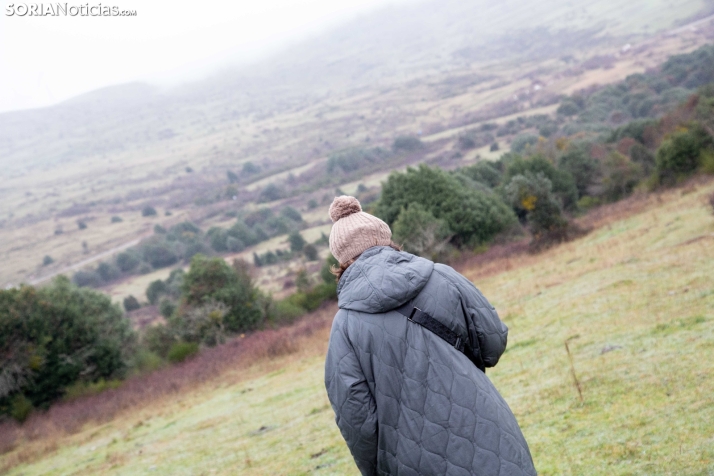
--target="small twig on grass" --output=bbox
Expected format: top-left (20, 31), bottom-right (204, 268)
top-left (564, 338), bottom-right (584, 404)
top-left (243, 447), bottom-right (252, 468)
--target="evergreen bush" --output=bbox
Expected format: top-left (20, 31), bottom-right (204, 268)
top-left (123, 295), bottom-right (141, 312)
top-left (167, 342), bottom-right (199, 363)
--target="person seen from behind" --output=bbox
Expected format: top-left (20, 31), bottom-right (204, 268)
top-left (324, 195), bottom-right (536, 475)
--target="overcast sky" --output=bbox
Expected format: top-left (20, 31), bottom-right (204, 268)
top-left (0, 0), bottom-right (416, 113)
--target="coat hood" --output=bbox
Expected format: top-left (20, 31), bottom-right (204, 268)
top-left (337, 246), bottom-right (434, 314)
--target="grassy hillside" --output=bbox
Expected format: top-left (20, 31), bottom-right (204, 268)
top-left (4, 178), bottom-right (713, 475)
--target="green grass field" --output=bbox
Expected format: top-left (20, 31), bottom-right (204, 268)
top-left (4, 179), bottom-right (713, 476)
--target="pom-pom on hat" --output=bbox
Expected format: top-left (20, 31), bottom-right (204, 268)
top-left (328, 196), bottom-right (392, 264)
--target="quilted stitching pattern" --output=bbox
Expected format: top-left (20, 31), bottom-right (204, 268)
top-left (325, 247), bottom-right (535, 475)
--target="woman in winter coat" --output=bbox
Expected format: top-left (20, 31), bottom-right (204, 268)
top-left (324, 196), bottom-right (536, 476)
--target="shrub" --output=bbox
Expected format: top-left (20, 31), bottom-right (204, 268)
top-left (154, 224), bottom-right (167, 234)
top-left (9, 395), bottom-right (32, 423)
top-left (173, 301), bottom-right (228, 346)
top-left (146, 279), bottom-right (168, 305)
top-left (184, 242), bottom-right (210, 261)
top-left (0, 277), bottom-right (134, 414)
top-left (303, 244), bottom-right (319, 261)
top-left (63, 379), bottom-right (122, 401)
top-left (142, 324), bottom-right (176, 358)
top-left (490, 142), bottom-right (500, 152)
top-left (392, 203), bottom-right (452, 259)
top-left (511, 134), bottom-right (539, 154)
top-left (142, 206), bottom-right (157, 217)
top-left (505, 155), bottom-right (579, 210)
top-left (459, 162), bottom-right (502, 188)
top-left (557, 99), bottom-right (582, 116)
top-left (281, 206), bottom-right (303, 222)
top-left (116, 250), bottom-right (141, 272)
top-left (608, 118), bottom-right (657, 144)
top-left (77, 221), bottom-right (87, 230)
top-left (295, 269), bottom-right (311, 293)
top-left (702, 149), bottom-right (714, 175)
top-left (656, 124), bottom-right (713, 184)
top-left (226, 170), bottom-right (239, 183)
top-left (457, 134), bottom-right (477, 150)
top-left (168, 221), bottom-right (201, 239)
top-left (265, 216), bottom-right (291, 235)
top-left (307, 199), bottom-right (319, 209)
top-left (129, 349), bottom-right (164, 374)
top-left (558, 147), bottom-right (601, 198)
top-left (392, 136), bottom-right (423, 153)
top-left (271, 299), bottom-right (305, 323)
top-left (288, 231), bottom-right (306, 252)
top-left (123, 295), bottom-right (141, 312)
top-left (287, 283), bottom-right (337, 312)
top-left (601, 152), bottom-right (645, 201)
top-left (259, 184), bottom-right (284, 203)
top-left (207, 227), bottom-right (229, 252)
top-left (97, 262), bottom-right (120, 282)
top-left (228, 220), bottom-right (258, 246)
top-left (242, 161), bottom-right (260, 174)
top-left (42, 255), bottom-right (53, 266)
top-left (142, 242), bottom-right (179, 268)
top-left (255, 250), bottom-right (278, 266)
top-left (167, 342), bottom-right (199, 363)
top-left (245, 208), bottom-right (274, 227)
top-left (375, 164), bottom-right (517, 247)
top-left (226, 236), bottom-right (245, 253)
top-left (181, 255), bottom-right (263, 333)
top-left (577, 195), bottom-right (602, 211)
top-left (159, 299), bottom-right (176, 319)
top-left (327, 147), bottom-right (390, 174)
top-left (504, 173), bottom-right (568, 239)
top-left (111, 216), bottom-right (123, 223)
top-left (629, 143), bottom-right (657, 175)
top-left (72, 270), bottom-right (103, 287)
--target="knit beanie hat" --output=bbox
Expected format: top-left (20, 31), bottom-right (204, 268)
top-left (328, 196), bottom-right (392, 265)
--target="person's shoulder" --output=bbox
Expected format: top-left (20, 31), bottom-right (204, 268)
top-left (432, 262), bottom-right (466, 283)
top-left (333, 307), bottom-right (351, 321)
top-left (432, 263), bottom-right (493, 308)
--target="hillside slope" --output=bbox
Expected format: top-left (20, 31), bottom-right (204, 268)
top-left (3, 179), bottom-right (713, 475)
top-left (1, 0), bottom-right (713, 290)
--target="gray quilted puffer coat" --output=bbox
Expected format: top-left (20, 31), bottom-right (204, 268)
top-left (325, 246), bottom-right (535, 475)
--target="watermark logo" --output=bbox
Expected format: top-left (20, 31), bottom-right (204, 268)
top-left (5, 3), bottom-right (137, 16)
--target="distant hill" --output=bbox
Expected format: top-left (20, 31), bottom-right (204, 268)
top-left (1, 0), bottom-right (710, 173)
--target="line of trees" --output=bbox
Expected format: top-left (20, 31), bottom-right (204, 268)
top-left (1, 248), bottom-right (340, 422)
top-left (378, 83), bottom-right (714, 259)
top-left (72, 206), bottom-right (306, 289)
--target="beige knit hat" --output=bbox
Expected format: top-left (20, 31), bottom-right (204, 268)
top-left (328, 196), bottom-right (392, 264)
